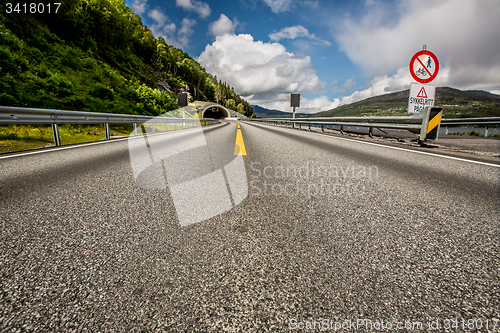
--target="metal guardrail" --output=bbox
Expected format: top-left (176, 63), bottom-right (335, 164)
top-left (440, 117), bottom-right (500, 126)
top-left (249, 106), bottom-right (443, 142)
top-left (0, 105), bottom-right (219, 147)
top-left (440, 117), bottom-right (500, 137)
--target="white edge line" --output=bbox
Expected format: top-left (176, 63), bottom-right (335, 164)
top-left (0, 123), bottom-right (225, 160)
top-left (247, 121), bottom-right (500, 168)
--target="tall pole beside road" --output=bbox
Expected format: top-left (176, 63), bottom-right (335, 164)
top-left (178, 92), bottom-right (188, 128)
top-left (291, 94), bottom-right (300, 128)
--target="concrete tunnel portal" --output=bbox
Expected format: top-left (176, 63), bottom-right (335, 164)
top-left (200, 104), bottom-right (231, 119)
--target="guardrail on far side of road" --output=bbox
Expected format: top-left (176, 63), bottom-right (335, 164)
top-left (249, 106), bottom-right (443, 143)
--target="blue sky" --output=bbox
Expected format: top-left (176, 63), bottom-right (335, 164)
top-left (126, 0), bottom-right (500, 113)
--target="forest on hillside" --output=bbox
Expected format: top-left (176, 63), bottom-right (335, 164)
top-left (0, 0), bottom-right (253, 117)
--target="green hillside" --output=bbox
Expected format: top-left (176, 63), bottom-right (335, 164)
top-left (314, 87), bottom-right (500, 118)
top-left (0, 0), bottom-right (252, 117)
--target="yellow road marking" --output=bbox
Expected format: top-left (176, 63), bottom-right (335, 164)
top-left (234, 127), bottom-right (247, 156)
top-left (427, 111), bottom-right (442, 134)
top-left (237, 123), bottom-right (240, 128)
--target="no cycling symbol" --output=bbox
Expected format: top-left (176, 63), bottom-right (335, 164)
top-left (409, 50), bottom-right (439, 84)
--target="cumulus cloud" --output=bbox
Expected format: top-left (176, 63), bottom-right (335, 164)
top-left (176, 0), bottom-right (211, 18)
top-left (131, 0), bottom-right (148, 14)
top-left (197, 33), bottom-right (337, 113)
top-left (177, 18), bottom-right (197, 48)
top-left (209, 14), bottom-right (239, 37)
top-left (148, 9), bottom-right (196, 49)
top-left (261, 0), bottom-right (320, 14)
top-left (148, 9), bottom-right (169, 32)
top-left (269, 25), bottom-right (309, 41)
top-left (334, 0), bottom-right (500, 97)
top-left (270, 25), bottom-right (331, 46)
top-left (263, 0), bottom-right (293, 13)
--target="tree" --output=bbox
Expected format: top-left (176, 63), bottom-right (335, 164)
top-left (225, 99), bottom-right (236, 110)
top-left (237, 103), bottom-right (245, 114)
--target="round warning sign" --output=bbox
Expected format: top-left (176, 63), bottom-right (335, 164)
top-left (409, 50), bottom-right (439, 84)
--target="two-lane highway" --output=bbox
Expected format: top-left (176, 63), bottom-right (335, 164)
top-left (1, 121), bottom-right (498, 331)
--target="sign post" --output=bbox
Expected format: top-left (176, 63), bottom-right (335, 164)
top-left (408, 46), bottom-right (439, 113)
top-left (178, 92), bottom-right (188, 128)
top-left (290, 94), bottom-right (300, 128)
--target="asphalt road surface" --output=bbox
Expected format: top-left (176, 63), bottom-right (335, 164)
top-left (1, 121), bottom-right (499, 332)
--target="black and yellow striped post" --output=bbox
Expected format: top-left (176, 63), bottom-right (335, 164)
top-left (420, 106), bottom-right (443, 141)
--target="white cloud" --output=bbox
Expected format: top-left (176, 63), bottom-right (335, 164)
top-left (270, 25), bottom-right (331, 46)
top-left (177, 18), bottom-right (197, 49)
top-left (148, 9), bottom-right (168, 29)
top-left (197, 33), bottom-right (335, 112)
top-left (263, 0), bottom-right (293, 13)
top-left (176, 0), bottom-right (211, 18)
top-left (303, 0), bottom-right (319, 9)
top-left (148, 9), bottom-right (196, 49)
top-left (209, 14), bottom-right (239, 37)
top-left (261, 0), bottom-right (320, 14)
top-left (260, 95), bottom-right (341, 114)
top-left (131, 0), bottom-right (148, 14)
top-left (270, 25), bottom-right (309, 41)
top-left (339, 67), bottom-right (413, 106)
top-left (334, 0), bottom-right (500, 98)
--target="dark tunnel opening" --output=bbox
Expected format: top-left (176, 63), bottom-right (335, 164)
top-left (203, 107), bottom-right (229, 119)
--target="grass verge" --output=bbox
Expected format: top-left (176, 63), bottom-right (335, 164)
top-left (0, 121), bottom-right (214, 154)
top-left (0, 124), bottom-right (133, 154)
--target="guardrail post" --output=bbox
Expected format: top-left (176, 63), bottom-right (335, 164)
top-left (104, 123), bottom-right (110, 140)
top-left (165, 123), bottom-right (168, 131)
top-left (419, 106), bottom-right (443, 142)
top-left (134, 123), bottom-right (137, 136)
top-left (51, 124), bottom-right (61, 147)
top-left (175, 122), bottom-right (177, 130)
top-left (308, 123), bottom-right (311, 131)
top-left (340, 125), bottom-right (344, 134)
top-left (484, 126), bottom-right (488, 137)
top-left (299, 123), bottom-right (301, 130)
top-left (445, 126), bottom-right (448, 135)
top-left (152, 123), bottom-right (155, 134)
top-left (321, 124), bottom-right (324, 132)
top-left (369, 127), bottom-right (373, 138)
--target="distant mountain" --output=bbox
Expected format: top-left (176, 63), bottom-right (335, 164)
top-left (251, 105), bottom-right (309, 118)
top-left (313, 87), bottom-right (500, 119)
top-left (465, 90), bottom-right (500, 100)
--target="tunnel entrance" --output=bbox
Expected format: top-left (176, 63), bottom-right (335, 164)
top-left (203, 107), bottom-right (229, 119)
